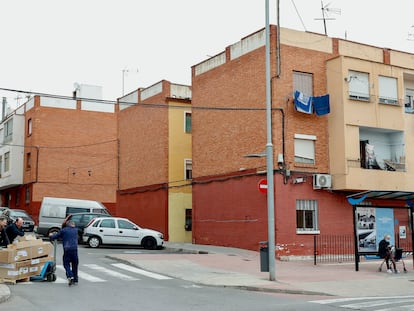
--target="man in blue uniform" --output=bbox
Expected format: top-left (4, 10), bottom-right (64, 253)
top-left (49, 220), bottom-right (79, 285)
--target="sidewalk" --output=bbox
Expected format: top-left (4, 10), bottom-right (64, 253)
top-left (107, 242), bottom-right (414, 297)
top-left (1, 242), bottom-right (413, 303)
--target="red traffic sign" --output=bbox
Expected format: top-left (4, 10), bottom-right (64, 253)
top-left (258, 179), bottom-right (268, 194)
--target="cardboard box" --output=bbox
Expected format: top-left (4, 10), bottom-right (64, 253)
top-left (0, 256), bottom-right (53, 280)
top-left (8, 238), bottom-right (44, 250)
top-left (31, 242), bottom-right (53, 259)
top-left (0, 242), bottom-right (53, 263)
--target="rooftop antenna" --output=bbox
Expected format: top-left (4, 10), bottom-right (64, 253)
top-left (408, 26), bottom-right (414, 41)
top-left (314, 1), bottom-right (341, 36)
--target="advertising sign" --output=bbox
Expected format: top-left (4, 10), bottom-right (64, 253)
top-left (356, 207), bottom-right (394, 253)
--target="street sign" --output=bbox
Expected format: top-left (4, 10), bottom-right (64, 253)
top-left (258, 179), bottom-right (268, 194)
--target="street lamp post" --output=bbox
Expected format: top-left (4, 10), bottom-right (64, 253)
top-left (265, 0), bottom-right (276, 281)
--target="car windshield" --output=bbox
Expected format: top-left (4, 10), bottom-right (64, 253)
top-left (10, 210), bottom-right (29, 217)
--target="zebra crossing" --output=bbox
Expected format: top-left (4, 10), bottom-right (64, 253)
top-left (23, 263), bottom-right (172, 284)
top-left (310, 296), bottom-right (414, 310)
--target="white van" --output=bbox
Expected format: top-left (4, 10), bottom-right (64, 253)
top-left (36, 197), bottom-right (110, 236)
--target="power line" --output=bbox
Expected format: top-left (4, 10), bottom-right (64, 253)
top-left (0, 86), bottom-right (269, 111)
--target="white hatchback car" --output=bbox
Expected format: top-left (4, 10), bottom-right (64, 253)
top-left (82, 217), bottom-right (164, 249)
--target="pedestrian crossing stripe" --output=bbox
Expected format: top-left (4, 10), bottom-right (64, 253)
top-left (311, 296), bottom-right (414, 310)
top-left (83, 264), bottom-right (139, 281)
top-left (311, 295), bottom-right (414, 304)
top-left (56, 265), bottom-right (106, 283)
top-left (52, 264), bottom-right (171, 283)
top-left (339, 298), bottom-right (414, 309)
top-left (111, 263), bottom-right (172, 280)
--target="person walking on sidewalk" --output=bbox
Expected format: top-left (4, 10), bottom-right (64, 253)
top-left (49, 220), bottom-right (79, 286)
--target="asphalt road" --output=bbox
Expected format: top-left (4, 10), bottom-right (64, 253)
top-left (0, 244), bottom-right (352, 311)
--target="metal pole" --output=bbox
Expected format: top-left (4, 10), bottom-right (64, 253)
top-left (265, 0), bottom-right (276, 281)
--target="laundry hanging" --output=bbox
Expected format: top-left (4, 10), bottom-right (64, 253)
top-left (313, 94), bottom-right (330, 116)
top-left (294, 90), bottom-right (313, 114)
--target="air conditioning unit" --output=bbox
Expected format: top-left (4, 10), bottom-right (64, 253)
top-left (313, 174), bottom-right (332, 189)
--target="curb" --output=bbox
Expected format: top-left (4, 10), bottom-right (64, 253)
top-left (105, 255), bottom-right (330, 296)
top-left (0, 285), bottom-right (11, 303)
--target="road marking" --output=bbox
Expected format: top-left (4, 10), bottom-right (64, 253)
top-left (311, 296), bottom-right (414, 304)
top-left (56, 265), bottom-right (106, 282)
top-left (111, 263), bottom-right (172, 280)
top-left (311, 296), bottom-right (414, 310)
top-left (83, 264), bottom-right (139, 281)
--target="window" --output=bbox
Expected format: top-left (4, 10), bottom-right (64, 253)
top-left (25, 186), bottom-right (30, 204)
top-left (66, 207), bottom-right (89, 214)
top-left (294, 134), bottom-right (316, 164)
top-left (100, 219), bottom-right (115, 228)
top-left (296, 199), bottom-right (319, 232)
top-left (184, 159), bottom-right (192, 180)
top-left (27, 118), bottom-right (32, 136)
top-left (405, 88), bottom-right (414, 113)
top-left (293, 71), bottom-right (313, 96)
top-left (185, 208), bottom-right (192, 231)
top-left (184, 111), bottom-right (192, 133)
top-left (26, 152), bottom-right (31, 170)
top-left (348, 71), bottom-right (370, 101)
top-left (4, 152), bottom-right (10, 172)
top-left (118, 219), bottom-right (135, 230)
top-left (379, 76), bottom-right (398, 105)
top-left (4, 119), bottom-right (13, 142)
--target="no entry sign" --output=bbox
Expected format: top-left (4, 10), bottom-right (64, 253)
top-left (258, 179), bottom-right (268, 194)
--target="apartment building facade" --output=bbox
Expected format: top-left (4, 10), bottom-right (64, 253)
top-left (0, 101), bottom-right (25, 208)
top-left (191, 26), bottom-right (413, 257)
top-left (117, 80), bottom-right (192, 242)
top-left (0, 85), bottom-right (118, 220)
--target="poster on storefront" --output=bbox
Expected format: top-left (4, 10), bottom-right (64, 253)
top-left (356, 207), bottom-right (395, 252)
top-left (375, 208), bottom-right (395, 250)
top-left (399, 226), bottom-right (407, 239)
top-left (356, 207), bottom-right (377, 252)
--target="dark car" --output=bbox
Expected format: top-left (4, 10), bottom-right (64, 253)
top-left (6, 209), bottom-right (35, 232)
top-left (62, 212), bottom-right (111, 242)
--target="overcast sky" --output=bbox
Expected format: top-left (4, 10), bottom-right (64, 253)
top-left (1, 0), bottom-right (413, 108)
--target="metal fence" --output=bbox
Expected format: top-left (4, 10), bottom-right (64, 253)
top-left (313, 234), bottom-right (354, 264)
top-left (313, 233), bottom-right (413, 265)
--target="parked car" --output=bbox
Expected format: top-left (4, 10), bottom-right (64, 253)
top-left (36, 196), bottom-right (111, 237)
top-left (3, 208), bottom-right (36, 232)
top-left (82, 217), bottom-right (164, 250)
top-left (62, 212), bottom-right (111, 242)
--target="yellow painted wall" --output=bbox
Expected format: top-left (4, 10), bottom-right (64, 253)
top-left (168, 101), bottom-right (192, 242)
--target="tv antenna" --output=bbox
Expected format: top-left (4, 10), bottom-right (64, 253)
top-left (408, 26), bottom-right (414, 41)
top-left (314, 1), bottom-right (341, 36)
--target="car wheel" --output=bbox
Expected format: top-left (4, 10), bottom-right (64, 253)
top-left (88, 236), bottom-right (101, 248)
top-left (142, 237), bottom-right (157, 250)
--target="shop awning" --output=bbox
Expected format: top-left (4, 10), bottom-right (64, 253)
top-left (347, 190), bottom-right (414, 205)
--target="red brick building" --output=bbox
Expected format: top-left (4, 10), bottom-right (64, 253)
top-left (190, 26), bottom-right (412, 258)
top-left (2, 92), bottom-right (118, 221)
